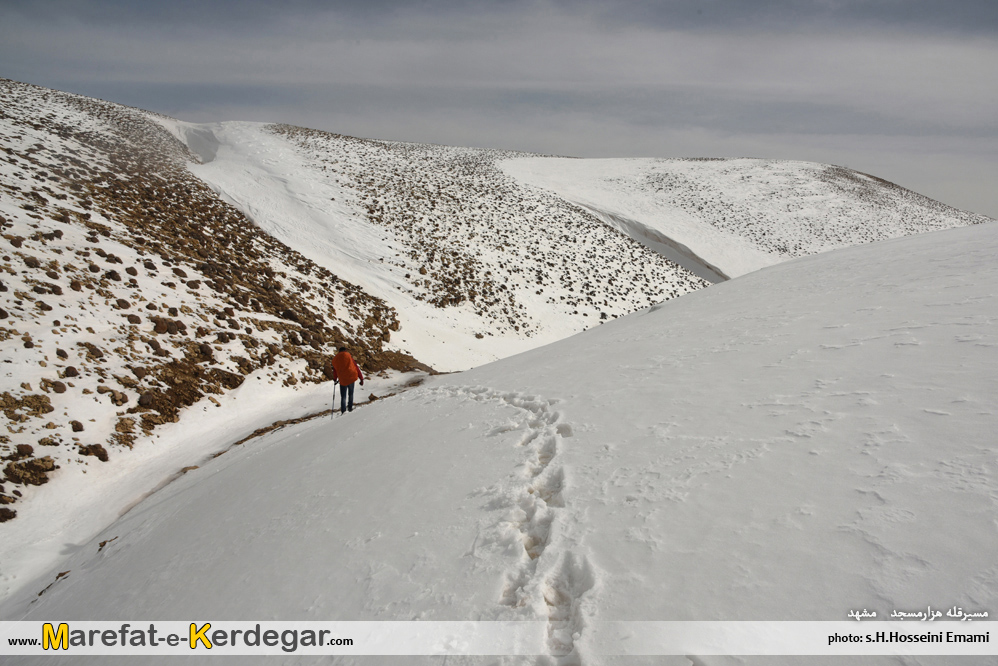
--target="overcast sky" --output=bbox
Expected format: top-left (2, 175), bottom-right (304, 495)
top-left (2, 0), bottom-right (996, 217)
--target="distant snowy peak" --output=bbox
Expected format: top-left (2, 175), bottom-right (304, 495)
top-left (501, 156), bottom-right (992, 278)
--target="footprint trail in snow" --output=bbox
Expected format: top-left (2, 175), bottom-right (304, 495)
top-left (429, 385), bottom-right (597, 665)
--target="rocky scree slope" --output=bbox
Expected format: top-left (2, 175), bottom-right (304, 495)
top-left (268, 125), bottom-right (709, 340)
top-left (0, 79), bottom-right (423, 522)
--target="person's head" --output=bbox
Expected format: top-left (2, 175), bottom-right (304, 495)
top-left (338, 347), bottom-right (347, 352)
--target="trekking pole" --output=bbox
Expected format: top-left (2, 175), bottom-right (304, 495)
top-left (332, 379), bottom-right (339, 418)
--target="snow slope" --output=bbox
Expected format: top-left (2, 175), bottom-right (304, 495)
top-left (154, 120), bottom-right (708, 372)
top-left (501, 157), bottom-right (991, 278)
top-left (0, 79), bottom-right (425, 588)
top-left (156, 121), bottom-right (988, 371)
top-left (5, 222), bottom-right (995, 665)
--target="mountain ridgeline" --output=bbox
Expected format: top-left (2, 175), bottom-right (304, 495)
top-left (0, 77), bottom-right (990, 524)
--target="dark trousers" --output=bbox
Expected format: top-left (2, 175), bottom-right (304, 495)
top-left (339, 382), bottom-right (355, 413)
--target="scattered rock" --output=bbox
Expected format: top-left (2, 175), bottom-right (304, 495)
top-left (0, 392), bottom-right (54, 420)
top-left (114, 418), bottom-right (135, 433)
top-left (4, 456), bottom-right (57, 485)
top-left (78, 444), bottom-right (108, 462)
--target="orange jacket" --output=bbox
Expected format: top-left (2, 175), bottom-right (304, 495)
top-left (330, 351), bottom-right (363, 386)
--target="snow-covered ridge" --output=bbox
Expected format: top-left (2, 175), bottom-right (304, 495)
top-left (502, 156), bottom-right (992, 278)
top-left (5, 222), bottom-right (994, 666)
top-left (175, 120), bottom-right (988, 373)
top-left (167, 121), bottom-right (710, 371)
top-left (2, 77), bottom-right (994, 646)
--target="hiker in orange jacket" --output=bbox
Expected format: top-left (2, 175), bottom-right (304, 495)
top-left (330, 347), bottom-right (364, 414)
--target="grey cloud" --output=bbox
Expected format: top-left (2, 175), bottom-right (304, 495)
top-left (5, 0), bottom-right (998, 34)
top-left (1, 0), bottom-right (995, 217)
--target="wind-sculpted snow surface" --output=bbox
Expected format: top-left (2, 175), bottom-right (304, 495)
top-left (502, 157), bottom-right (992, 278)
top-left (5, 223), bottom-right (996, 666)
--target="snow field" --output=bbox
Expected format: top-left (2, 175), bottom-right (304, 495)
top-left (5, 222), bottom-right (996, 666)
